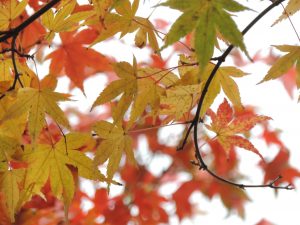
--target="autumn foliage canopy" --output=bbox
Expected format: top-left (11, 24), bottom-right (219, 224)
top-left (0, 0), bottom-right (299, 224)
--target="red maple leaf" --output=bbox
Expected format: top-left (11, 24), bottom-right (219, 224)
top-left (172, 180), bottom-right (202, 220)
top-left (46, 29), bottom-right (112, 92)
top-left (260, 148), bottom-right (300, 186)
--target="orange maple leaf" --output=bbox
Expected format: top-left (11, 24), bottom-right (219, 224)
top-left (205, 98), bottom-right (271, 160)
top-left (46, 29), bottom-right (112, 92)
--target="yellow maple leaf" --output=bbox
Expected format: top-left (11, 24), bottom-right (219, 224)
top-left (128, 77), bottom-right (163, 127)
top-left (19, 133), bottom-right (106, 217)
top-left (160, 84), bottom-right (202, 120)
top-left (1, 87), bottom-right (70, 143)
top-left (273, 0), bottom-right (300, 25)
top-left (201, 64), bottom-right (248, 117)
top-left (89, 0), bottom-right (159, 51)
top-left (0, 97), bottom-right (26, 141)
top-left (41, 0), bottom-right (92, 41)
top-left (0, 135), bottom-right (20, 171)
top-left (0, 169), bottom-right (24, 222)
top-left (90, 0), bottom-right (139, 45)
top-left (133, 17), bottom-right (160, 52)
top-left (92, 0), bottom-right (113, 18)
top-left (92, 61), bottom-right (138, 122)
top-left (93, 121), bottom-right (135, 192)
top-left (0, 0), bottom-right (28, 31)
top-left (259, 45), bottom-right (300, 88)
top-left (92, 60), bottom-right (169, 126)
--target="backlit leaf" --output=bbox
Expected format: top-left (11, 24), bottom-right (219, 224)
top-left (2, 87), bottom-right (70, 143)
top-left (0, 0), bottom-right (28, 31)
top-left (259, 45), bottom-right (300, 91)
top-left (93, 121), bottom-right (135, 192)
top-left (19, 133), bottom-right (105, 217)
top-left (0, 169), bottom-right (25, 222)
top-left (205, 99), bottom-right (270, 159)
top-left (162, 0), bottom-right (248, 69)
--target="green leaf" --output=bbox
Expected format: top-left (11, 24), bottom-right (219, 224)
top-left (162, 0), bottom-right (248, 69)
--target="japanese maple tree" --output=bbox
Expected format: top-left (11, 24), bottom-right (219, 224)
top-left (0, 0), bottom-right (299, 224)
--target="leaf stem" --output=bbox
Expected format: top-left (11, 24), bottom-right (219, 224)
top-left (127, 120), bottom-right (193, 134)
top-left (279, 3), bottom-right (300, 43)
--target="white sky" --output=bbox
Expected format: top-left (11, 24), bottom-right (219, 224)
top-left (47, 0), bottom-right (300, 224)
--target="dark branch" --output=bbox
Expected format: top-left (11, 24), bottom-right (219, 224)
top-left (0, 0), bottom-right (60, 100)
top-left (181, 0), bottom-right (290, 190)
top-left (0, 48), bottom-right (33, 59)
top-left (0, 0), bottom-right (60, 43)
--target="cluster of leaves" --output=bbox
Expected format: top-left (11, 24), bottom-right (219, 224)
top-left (0, 0), bottom-right (299, 224)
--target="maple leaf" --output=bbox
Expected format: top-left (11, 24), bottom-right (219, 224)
top-left (19, 133), bottom-right (106, 217)
top-left (160, 84), bottom-right (202, 120)
top-left (261, 125), bottom-right (284, 148)
top-left (133, 17), bottom-right (160, 52)
top-left (1, 87), bottom-right (70, 143)
top-left (90, 0), bottom-right (139, 45)
top-left (0, 97), bottom-right (27, 141)
top-left (260, 148), bottom-right (300, 186)
top-left (162, 0), bottom-right (249, 69)
top-left (172, 180), bottom-right (201, 220)
top-left (205, 98), bottom-right (270, 159)
top-left (175, 55), bottom-right (247, 116)
top-left (92, 0), bottom-right (114, 19)
top-left (16, 13), bottom-right (46, 52)
top-left (92, 60), bottom-right (165, 126)
top-left (201, 64), bottom-right (248, 116)
top-left (259, 45), bottom-right (300, 91)
top-left (128, 75), bottom-right (164, 127)
top-left (0, 135), bottom-right (21, 171)
top-left (273, 0), bottom-right (300, 25)
top-left (0, 0), bottom-right (28, 31)
top-left (92, 60), bottom-right (138, 122)
top-left (133, 188), bottom-right (168, 224)
top-left (46, 29), bottom-right (112, 92)
top-left (104, 198), bottom-right (131, 225)
top-left (0, 169), bottom-right (25, 222)
top-left (90, 0), bottom-right (160, 51)
top-left (93, 120), bottom-right (135, 191)
top-left (208, 139), bottom-right (238, 176)
top-left (41, 0), bottom-right (92, 41)
top-left (280, 67), bottom-right (296, 98)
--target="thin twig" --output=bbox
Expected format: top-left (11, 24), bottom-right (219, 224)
top-left (128, 120), bottom-right (193, 134)
top-left (0, 48), bottom-right (33, 59)
top-left (279, 3), bottom-right (300, 43)
top-left (11, 35), bottom-right (24, 89)
top-left (56, 123), bottom-right (68, 155)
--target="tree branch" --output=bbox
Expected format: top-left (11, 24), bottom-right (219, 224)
top-left (186, 0), bottom-right (289, 189)
top-left (0, 0), bottom-right (60, 100)
top-left (0, 0), bottom-right (60, 42)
